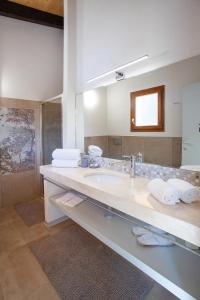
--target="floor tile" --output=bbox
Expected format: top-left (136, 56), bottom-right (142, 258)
top-left (27, 283), bottom-right (60, 300)
top-left (0, 246), bottom-right (50, 299)
top-left (0, 206), bottom-right (20, 226)
top-left (0, 222), bottom-right (25, 257)
top-left (13, 219), bottom-right (49, 244)
top-left (0, 283), bottom-right (4, 300)
top-left (0, 267), bottom-right (24, 300)
top-left (45, 219), bottom-right (74, 236)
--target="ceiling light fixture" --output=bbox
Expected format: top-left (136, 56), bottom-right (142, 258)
top-left (87, 54), bottom-right (149, 83)
top-left (115, 71), bottom-right (124, 81)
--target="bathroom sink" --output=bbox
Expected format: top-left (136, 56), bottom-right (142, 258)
top-left (84, 173), bottom-right (125, 185)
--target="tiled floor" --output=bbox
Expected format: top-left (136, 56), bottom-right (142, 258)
top-left (0, 202), bottom-right (177, 300)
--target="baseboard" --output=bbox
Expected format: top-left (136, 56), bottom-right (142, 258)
top-left (44, 215), bottom-right (69, 227)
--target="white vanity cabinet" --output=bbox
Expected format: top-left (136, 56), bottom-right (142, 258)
top-left (42, 174), bottom-right (200, 300)
top-left (40, 166), bottom-right (200, 299)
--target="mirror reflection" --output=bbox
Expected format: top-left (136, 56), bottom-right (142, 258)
top-left (80, 55), bottom-right (200, 170)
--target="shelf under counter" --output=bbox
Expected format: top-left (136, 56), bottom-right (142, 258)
top-left (50, 195), bottom-right (200, 300)
top-left (40, 166), bottom-right (200, 247)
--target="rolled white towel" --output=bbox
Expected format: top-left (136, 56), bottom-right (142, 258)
top-left (52, 159), bottom-right (79, 168)
top-left (137, 232), bottom-right (175, 247)
top-left (167, 178), bottom-right (200, 203)
top-left (52, 149), bottom-right (81, 160)
top-left (148, 178), bottom-right (181, 205)
top-left (88, 145), bottom-right (103, 157)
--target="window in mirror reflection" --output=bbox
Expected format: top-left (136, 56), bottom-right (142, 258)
top-left (130, 85), bottom-right (165, 132)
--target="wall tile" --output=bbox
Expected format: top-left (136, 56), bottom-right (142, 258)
top-left (143, 137), bottom-right (172, 166)
top-left (172, 138), bottom-right (182, 167)
top-left (107, 136), bottom-right (123, 158)
top-left (0, 98), bottom-right (41, 208)
top-left (85, 136), bottom-right (182, 168)
top-left (1, 171), bottom-right (38, 207)
top-left (123, 137), bottom-right (145, 156)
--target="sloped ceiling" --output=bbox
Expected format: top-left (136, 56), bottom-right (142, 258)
top-left (9, 0), bottom-right (64, 16)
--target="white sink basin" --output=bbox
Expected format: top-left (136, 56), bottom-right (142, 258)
top-left (84, 173), bottom-right (125, 185)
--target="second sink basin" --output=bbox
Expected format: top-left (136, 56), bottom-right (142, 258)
top-left (84, 173), bottom-right (125, 185)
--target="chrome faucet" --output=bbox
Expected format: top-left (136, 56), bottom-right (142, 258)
top-left (123, 153), bottom-right (143, 178)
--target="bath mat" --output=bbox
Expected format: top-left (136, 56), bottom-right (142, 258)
top-left (30, 224), bottom-right (154, 300)
top-left (15, 199), bottom-right (45, 226)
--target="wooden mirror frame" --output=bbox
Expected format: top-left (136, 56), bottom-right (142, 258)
top-left (130, 85), bottom-right (165, 132)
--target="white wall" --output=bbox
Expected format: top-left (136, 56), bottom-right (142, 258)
top-left (0, 16), bottom-right (63, 101)
top-left (107, 56), bottom-right (200, 137)
top-left (84, 87), bottom-right (107, 137)
top-left (76, 0), bottom-right (200, 92)
top-left (62, 0), bottom-right (76, 147)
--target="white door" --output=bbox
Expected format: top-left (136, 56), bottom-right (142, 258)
top-left (182, 82), bottom-right (200, 165)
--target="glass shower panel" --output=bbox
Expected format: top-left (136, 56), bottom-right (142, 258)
top-left (42, 101), bottom-right (62, 165)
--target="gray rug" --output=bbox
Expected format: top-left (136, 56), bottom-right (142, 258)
top-left (30, 224), bottom-right (154, 300)
top-left (15, 199), bottom-right (44, 226)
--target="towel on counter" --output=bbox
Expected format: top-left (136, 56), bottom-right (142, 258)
top-left (88, 145), bottom-right (103, 157)
top-left (167, 178), bottom-right (200, 203)
top-left (56, 192), bottom-right (84, 207)
top-left (52, 159), bottom-right (79, 168)
top-left (52, 149), bottom-right (81, 160)
top-left (137, 232), bottom-right (175, 247)
top-left (148, 178), bottom-right (181, 205)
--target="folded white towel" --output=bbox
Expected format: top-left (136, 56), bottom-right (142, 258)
top-left (148, 178), bottom-right (180, 205)
top-left (137, 232), bottom-right (175, 247)
top-left (56, 192), bottom-right (73, 204)
top-left (131, 225), bottom-right (165, 237)
top-left (66, 196), bottom-right (84, 207)
top-left (52, 149), bottom-right (81, 160)
top-left (56, 192), bottom-right (84, 207)
top-left (167, 178), bottom-right (200, 203)
top-left (88, 145), bottom-right (103, 157)
top-left (52, 159), bottom-right (79, 168)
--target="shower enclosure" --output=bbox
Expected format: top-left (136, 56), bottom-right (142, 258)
top-left (42, 98), bottom-right (62, 165)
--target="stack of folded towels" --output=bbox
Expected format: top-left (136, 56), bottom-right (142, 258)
top-left (56, 191), bottom-right (84, 207)
top-left (148, 178), bottom-right (200, 205)
top-left (52, 148), bottom-right (81, 168)
top-left (132, 225), bottom-right (175, 247)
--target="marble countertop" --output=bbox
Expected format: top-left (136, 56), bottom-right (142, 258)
top-left (40, 165), bottom-right (200, 246)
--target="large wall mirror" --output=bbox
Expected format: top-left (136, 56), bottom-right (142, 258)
top-left (76, 55), bottom-right (200, 170)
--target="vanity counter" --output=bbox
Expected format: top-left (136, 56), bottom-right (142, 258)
top-left (40, 165), bottom-right (200, 247)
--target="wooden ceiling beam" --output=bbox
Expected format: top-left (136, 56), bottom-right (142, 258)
top-left (0, 1), bottom-right (64, 29)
